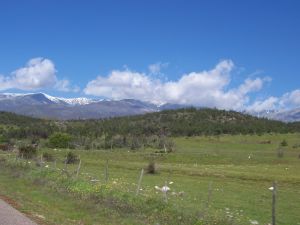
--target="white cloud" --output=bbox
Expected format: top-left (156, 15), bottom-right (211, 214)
top-left (279, 89), bottom-right (300, 108)
top-left (55, 79), bottom-right (80, 92)
top-left (148, 62), bottom-right (168, 75)
top-left (0, 58), bottom-right (56, 91)
top-left (84, 69), bottom-right (159, 101)
top-left (84, 60), bottom-right (270, 109)
top-left (238, 77), bottom-right (270, 95)
top-left (247, 97), bottom-right (279, 112)
top-left (247, 89), bottom-right (300, 112)
top-left (0, 57), bottom-right (78, 92)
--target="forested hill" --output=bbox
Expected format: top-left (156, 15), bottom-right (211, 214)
top-left (0, 112), bottom-right (55, 139)
top-left (65, 108), bottom-right (300, 138)
top-left (1, 108), bottom-right (300, 141)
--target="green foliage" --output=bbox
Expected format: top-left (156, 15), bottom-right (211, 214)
top-left (42, 152), bottom-right (55, 162)
top-left (1, 109), bottom-right (300, 151)
top-left (280, 139), bottom-right (288, 146)
top-left (0, 143), bottom-right (12, 151)
top-left (18, 145), bottom-right (37, 159)
top-left (49, 132), bottom-right (72, 148)
top-left (0, 135), bottom-right (8, 143)
top-left (65, 151), bottom-right (79, 164)
top-left (146, 161), bottom-right (156, 174)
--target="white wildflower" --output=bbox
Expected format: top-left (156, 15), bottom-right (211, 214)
top-left (249, 220), bottom-right (259, 225)
top-left (155, 185), bottom-right (170, 193)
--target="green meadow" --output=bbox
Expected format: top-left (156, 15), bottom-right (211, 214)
top-left (1, 133), bottom-right (300, 225)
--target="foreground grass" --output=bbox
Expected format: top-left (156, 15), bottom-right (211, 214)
top-left (0, 166), bottom-right (155, 225)
top-left (1, 133), bottom-right (300, 225)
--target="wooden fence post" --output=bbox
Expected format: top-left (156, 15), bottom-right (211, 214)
top-left (272, 181), bottom-right (277, 225)
top-left (104, 159), bottom-right (109, 183)
top-left (76, 157), bottom-right (81, 179)
top-left (136, 168), bottom-right (144, 196)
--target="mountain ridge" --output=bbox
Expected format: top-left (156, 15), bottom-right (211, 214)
top-left (0, 92), bottom-right (299, 121)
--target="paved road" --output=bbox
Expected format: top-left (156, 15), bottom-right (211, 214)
top-left (0, 199), bottom-right (37, 225)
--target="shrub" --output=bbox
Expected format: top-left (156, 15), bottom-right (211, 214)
top-left (0, 135), bottom-right (8, 143)
top-left (42, 152), bottom-right (55, 162)
top-left (49, 132), bottom-right (72, 148)
top-left (18, 145), bottom-right (37, 159)
top-left (146, 161), bottom-right (156, 174)
top-left (280, 139), bottom-right (288, 147)
top-left (65, 151), bottom-right (79, 164)
top-left (0, 143), bottom-right (13, 151)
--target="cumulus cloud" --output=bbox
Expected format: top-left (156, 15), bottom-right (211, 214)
top-left (84, 60), bottom-right (270, 109)
top-left (279, 89), bottom-right (300, 108)
top-left (247, 89), bottom-right (300, 112)
top-left (247, 97), bottom-right (279, 112)
top-left (0, 57), bottom-right (78, 92)
top-left (0, 58), bottom-right (56, 91)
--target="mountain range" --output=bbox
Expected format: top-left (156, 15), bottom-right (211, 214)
top-left (0, 93), bottom-right (182, 120)
top-left (0, 92), bottom-right (299, 122)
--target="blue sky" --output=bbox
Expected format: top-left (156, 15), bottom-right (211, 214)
top-left (0, 0), bottom-right (299, 111)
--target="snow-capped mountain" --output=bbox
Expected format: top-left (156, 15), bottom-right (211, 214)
top-left (1, 92), bottom-right (299, 121)
top-left (0, 92), bottom-right (174, 119)
top-left (247, 108), bottom-right (300, 122)
top-left (1, 93), bottom-right (102, 105)
top-left (264, 108), bottom-right (300, 122)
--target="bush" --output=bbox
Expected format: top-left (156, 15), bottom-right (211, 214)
top-left (65, 151), bottom-right (79, 164)
top-left (280, 139), bottom-right (288, 147)
top-left (49, 132), bottom-right (72, 148)
top-left (0, 143), bottom-right (13, 151)
top-left (18, 145), bottom-right (37, 159)
top-left (0, 135), bottom-right (8, 143)
top-left (42, 152), bottom-right (55, 162)
top-left (146, 161), bottom-right (156, 174)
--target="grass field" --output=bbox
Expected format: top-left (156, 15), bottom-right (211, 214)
top-left (0, 133), bottom-right (300, 225)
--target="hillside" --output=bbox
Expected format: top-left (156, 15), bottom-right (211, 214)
top-left (1, 108), bottom-right (299, 144)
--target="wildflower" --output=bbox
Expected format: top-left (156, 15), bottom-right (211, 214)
top-left (155, 185), bottom-right (170, 193)
top-left (169, 181), bottom-right (174, 185)
top-left (249, 220), bottom-right (259, 225)
top-left (45, 165), bottom-right (49, 168)
top-left (268, 186), bottom-right (274, 191)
